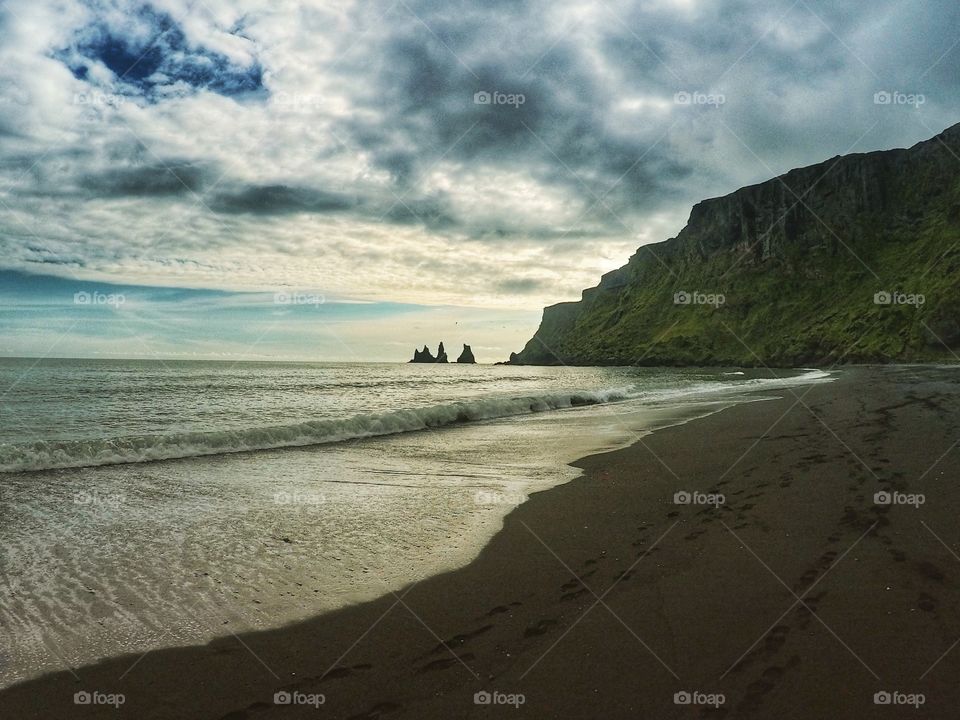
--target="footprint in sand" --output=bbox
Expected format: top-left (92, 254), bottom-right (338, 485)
top-left (734, 657), bottom-right (799, 715)
top-left (792, 568), bottom-right (818, 593)
top-left (524, 618), bottom-right (557, 637)
top-left (796, 592), bottom-right (827, 628)
top-left (917, 593), bottom-right (937, 612)
top-left (915, 561), bottom-right (946, 582)
top-left (763, 625), bottom-right (790, 655)
top-left (427, 625), bottom-right (493, 656)
top-left (418, 653), bottom-right (476, 673)
top-left (817, 550), bottom-right (838, 568)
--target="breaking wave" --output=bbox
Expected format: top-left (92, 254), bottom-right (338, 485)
top-left (0, 369), bottom-right (833, 473)
top-left (0, 388), bottom-right (633, 473)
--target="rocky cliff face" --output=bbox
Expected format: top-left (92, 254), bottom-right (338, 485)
top-left (511, 122), bottom-right (960, 366)
top-left (456, 344), bottom-right (476, 363)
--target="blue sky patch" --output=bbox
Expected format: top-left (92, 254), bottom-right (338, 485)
top-left (56, 5), bottom-right (263, 99)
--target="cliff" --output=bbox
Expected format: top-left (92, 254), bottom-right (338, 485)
top-left (511, 122), bottom-right (960, 366)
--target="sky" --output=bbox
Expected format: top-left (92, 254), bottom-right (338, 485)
top-left (1, 0), bottom-right (958, 361)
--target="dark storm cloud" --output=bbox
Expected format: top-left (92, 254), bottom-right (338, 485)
top-left (208, 185), bottom-right (356, 215)
top-left (81, 162), bottom-right (205, 197)
top-left (323, 0), bottom-right (960, 234)
top-left (340, 0), bottom-right (652, 209)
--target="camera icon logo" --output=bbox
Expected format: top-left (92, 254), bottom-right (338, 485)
top-left (673, 491), bottom-right (691, 505)
top-left (74, 691), bottom-right (92, 705)
top-left (474, 690), bottom-right (492, 705)
top-left (74, 291), bottom-right (91, 305)
top-left (674, 91), bottom-right (691, 105)
top-left (674, 291), bottom-right (691, 305)
top-left (274, 691), bottom-right (292, 705)
top-left (874, 491), bottom-right (892, 505)
top-left (474, 91), bottom-right (491, 105)
top-left (874, 290), bottom-right (892, 305)
top-left (674, 690), bottom-right (692, 704)
top-left (874, 91), bottom-right (892, 105)
top-left (874, 690), bottom-right (892, 704)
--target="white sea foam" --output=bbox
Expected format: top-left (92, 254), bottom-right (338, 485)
top-left (0, 369), bottom-right (832, 473)
top-left (0, 388), bottom-right (633, 472)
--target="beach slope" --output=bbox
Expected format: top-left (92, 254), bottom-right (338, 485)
top-left (3, 366), bottom-right (959, 719)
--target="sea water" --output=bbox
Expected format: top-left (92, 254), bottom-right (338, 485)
top-left (0, 359), bottom-right (831, 686)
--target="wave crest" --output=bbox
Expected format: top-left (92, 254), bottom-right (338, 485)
top-left (0, 388), bottom-right (631, 473)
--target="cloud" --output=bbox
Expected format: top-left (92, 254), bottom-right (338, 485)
top-left (0, 0), bottom-right (958, 331)
top-left (208, 185), bottom-right (356, 215)
top-left (54, 3), bottom-right (263, 98)
top-left (80, 161), bottom-right (205, 196)
top-left (495, 277), bottom-right (549, 295)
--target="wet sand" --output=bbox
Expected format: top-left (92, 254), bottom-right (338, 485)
top-left (3, 365), bottom-right (960, 719)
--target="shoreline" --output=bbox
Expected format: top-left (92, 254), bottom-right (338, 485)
top-left (4, 365), bottom-right (960, 718)
top-left (0, 382), bottom-right (776, 689)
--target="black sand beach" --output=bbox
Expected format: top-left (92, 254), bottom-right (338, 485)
top-left (3, 365), bottom-right (960, 719)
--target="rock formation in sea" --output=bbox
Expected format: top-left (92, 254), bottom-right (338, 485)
top-left (408, 342), bottom-right (458, 363)
top-left (456, 344), bottom-right (476, 363)
top-left (409, 345), bottom-right (436, 363)
top-left (508, 121), bottom-right (960, 366)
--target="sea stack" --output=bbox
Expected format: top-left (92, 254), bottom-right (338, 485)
top-left (409, 342), bottom-right (457, 363)
top-left (409, 345), bottom-right (436, 363)
top-left (456, 344), bottom-right (476, 363)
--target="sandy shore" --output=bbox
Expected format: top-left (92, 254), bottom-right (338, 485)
top-left (3, 365), bottom-right (960, 719)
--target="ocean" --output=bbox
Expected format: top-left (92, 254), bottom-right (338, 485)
top-left (0, 358), bottom-right (831, 686)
